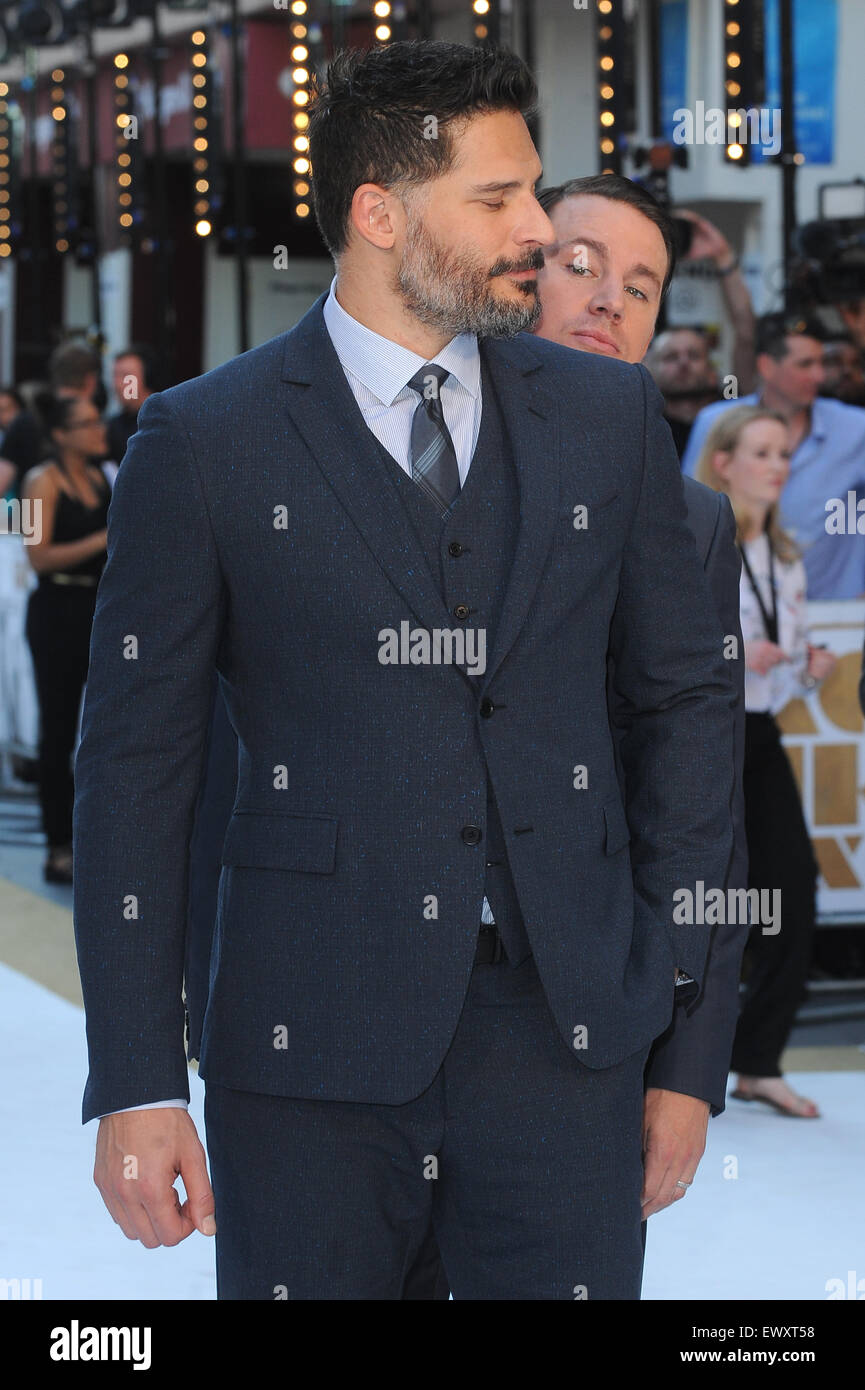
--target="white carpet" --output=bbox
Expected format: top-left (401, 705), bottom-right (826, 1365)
top-left (642, 1069), bottom-right (865, 1300)
top-left (0, 962), bottom-right (213, 1300)
top-left (1, 961), bottom-right (862, 1301)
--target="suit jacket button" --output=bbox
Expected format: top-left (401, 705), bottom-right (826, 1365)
top-left (453, 603), bottom-right (470, 620)
top-left (479, 697), bottom-right (495, 718)
top-left (461, 825), bottom-right (483, 845)
top-left (448, 542), bottom-right (463, 557)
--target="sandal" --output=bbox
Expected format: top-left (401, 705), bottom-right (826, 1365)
top-left (731, 1077), bottom-right (820, 1118)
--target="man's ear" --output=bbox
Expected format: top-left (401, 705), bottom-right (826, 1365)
top-left (755, 351), bottom-right (775, 383)
top-left (348, 183), bottom-right (401, 252)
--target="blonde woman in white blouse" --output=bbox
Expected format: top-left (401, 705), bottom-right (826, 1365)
top-left (697, 404), bottom-right (836, 1118)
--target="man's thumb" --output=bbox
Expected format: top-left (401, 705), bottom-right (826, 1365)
top-left (180, 1144), bottom-right (216, 1235)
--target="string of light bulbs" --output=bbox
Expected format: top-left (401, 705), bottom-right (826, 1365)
top-left (471, 0), bottom-right (491, 44)
top-left (113, 52), bottom-right (135, 235)
top-left (50, 67), bottom-right (70, 253)
top-left (373, 1), bottom-right (392, 44)
top-left (596, 0), bottom-right (619, 174)
top-left (289, 1), bottom-right (311, 220)
top-left (191, 29), bottom-right (212, 237)
top-left (0, 81), bottom-right (16, 259)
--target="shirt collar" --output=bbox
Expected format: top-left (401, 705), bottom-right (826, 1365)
top-left (807, 397), bottom-right (829, 441)
top-left (322, 275), bottom-right (480, 406)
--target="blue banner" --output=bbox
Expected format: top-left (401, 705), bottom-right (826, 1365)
top-left (753, 0), bottom-right (836, 165)
top-left (659, 0), bottom-right (688, 143)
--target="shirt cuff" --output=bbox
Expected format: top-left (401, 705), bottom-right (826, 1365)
top-left (98, 1099), bottom-right (189, 1118)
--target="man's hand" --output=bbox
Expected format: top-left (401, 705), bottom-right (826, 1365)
top-left (675, 209), bottom-right (734, 268)
top-left (94, 1109), bottom-right (215, 1248)
top-left (745, 639), bottom-right (789, 675)
top-left (640, 1088), bottom-right (710, 1218)
top-left (806, 644), bottom-right (837, 682)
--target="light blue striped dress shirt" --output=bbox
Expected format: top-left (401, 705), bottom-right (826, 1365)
top-left (321, 276), bottom-right (483, 480)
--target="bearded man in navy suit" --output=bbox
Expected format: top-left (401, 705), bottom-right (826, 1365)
top-left (74, 41), bottom-right (738, 1300)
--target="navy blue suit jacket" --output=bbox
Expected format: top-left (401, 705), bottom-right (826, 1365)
top-left (642, 479), bottom-right (747, 1114)
top-left (185, 480), bottom-right (747, 1116)
top-left (73, 294), bottom-right (737, 1123)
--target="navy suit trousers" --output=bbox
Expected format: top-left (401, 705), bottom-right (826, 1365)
top-left (204, 954), bottom-right (651, 1300)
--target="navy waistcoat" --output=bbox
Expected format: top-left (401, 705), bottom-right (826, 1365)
top-left (371, 351), bottom-right (532, 966)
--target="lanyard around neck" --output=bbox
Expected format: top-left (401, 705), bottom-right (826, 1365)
top-left (739, 529), bottom-right (778, 646)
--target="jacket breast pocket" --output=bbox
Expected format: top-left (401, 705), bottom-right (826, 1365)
top-left (221, 809), bottom-right (339, 874)
top-left (603, 797), bottom-right (631, 856)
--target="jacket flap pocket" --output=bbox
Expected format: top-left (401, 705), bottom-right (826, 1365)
top-left (221, 811), bottom-right (338, 873)
top-left (561, 491), bottom-right (622, 526)
top-left (589, 489), bottom-right (622, 515)
top-left (603, 798), bottom-right (631, 855)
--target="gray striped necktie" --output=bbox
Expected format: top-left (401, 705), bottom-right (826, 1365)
top-left (407, 363), bottom-right (461, 517)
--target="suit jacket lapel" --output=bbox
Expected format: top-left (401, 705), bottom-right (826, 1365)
top-left (477, 335), bottom-right (560, 691)
top-left (281, 294), bottom-right (455, 643)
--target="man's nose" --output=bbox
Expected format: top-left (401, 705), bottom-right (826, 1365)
top-left (589, 278), bottom-right (625, 319)
top-left (519, 197), bottom-right (556, 249)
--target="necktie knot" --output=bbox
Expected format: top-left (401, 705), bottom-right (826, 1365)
top-left (407, 363), bottom-right (450, 405)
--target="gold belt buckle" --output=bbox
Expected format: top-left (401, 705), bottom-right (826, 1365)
top-left (50, 572), bottom-right (97, 586)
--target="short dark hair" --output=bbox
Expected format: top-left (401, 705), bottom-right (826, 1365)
top-left (0, 385), bottom-right (24, 410)
top-left (48, 341), bottom-right (101, 391)
top-left (650, 324), bottom-right (711, 356)
top-left (755, 312), bottom-right (828, 360)
top-left (536, 174), bottom-right (678, 302)
top-left (114, 342), bottom-right (158, 392)
top-left (307, 40), bottom-right (538, 259)
top-left (33, 388), bottom-right (80, 437)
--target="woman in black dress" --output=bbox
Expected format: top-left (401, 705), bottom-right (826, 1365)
top-left (22, 393), bottom-right (110, 882)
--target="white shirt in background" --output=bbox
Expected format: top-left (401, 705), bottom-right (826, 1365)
top-left (740, 532), bottom-right (811, 715)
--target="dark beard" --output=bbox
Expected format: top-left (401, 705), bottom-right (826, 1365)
top-left (396, 210), bottom-right (543, 339)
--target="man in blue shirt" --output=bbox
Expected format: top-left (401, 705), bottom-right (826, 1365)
top-left (681, 313), bottom-right (865, 599)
